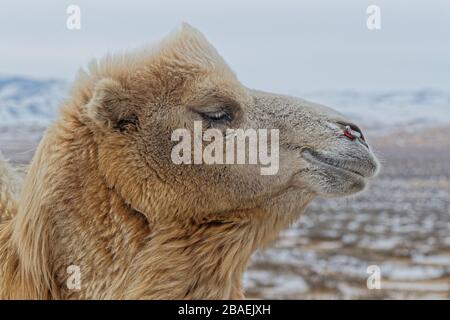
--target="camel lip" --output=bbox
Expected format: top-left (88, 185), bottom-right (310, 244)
top-left (301, 148), bottom-right (371, 178)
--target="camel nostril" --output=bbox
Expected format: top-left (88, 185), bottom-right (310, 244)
top-left (336, 122), bottom-right (363, 139)
top-left (337, 121), bottom-right (368, 146)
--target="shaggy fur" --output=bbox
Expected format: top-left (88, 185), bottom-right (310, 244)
top-left (0, 155), bottom-right (21, 224)
top-left (0, 24), bottom-right (378, 299)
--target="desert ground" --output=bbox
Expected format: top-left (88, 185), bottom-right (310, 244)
top-left (1, 125), bottom-right (449, 299)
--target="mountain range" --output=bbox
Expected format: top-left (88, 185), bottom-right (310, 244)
top-left (0, 76), bottom-right (449, 136)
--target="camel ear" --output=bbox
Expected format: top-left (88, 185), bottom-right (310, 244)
top-left (86, 78), bottom-right (137, 131)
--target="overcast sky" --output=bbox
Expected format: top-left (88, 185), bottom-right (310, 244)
top-left (1, 0), bottom-right (449, 93)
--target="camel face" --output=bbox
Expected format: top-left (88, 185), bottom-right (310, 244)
top-left (250, 91), bottom-right (379, 198)
top-left (84, 24), bottom-right (379, 225)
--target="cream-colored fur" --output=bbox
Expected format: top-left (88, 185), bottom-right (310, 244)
top-left (0, 24), bottom-right (378, 299)
top-left (0, 154), bottom-right (22, 223)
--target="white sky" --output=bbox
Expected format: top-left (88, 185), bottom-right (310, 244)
top-left (1, 0), bottom-right (449, 93)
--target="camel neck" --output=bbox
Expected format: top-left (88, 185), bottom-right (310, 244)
top-left (122, 217), bottom-right (263, 299)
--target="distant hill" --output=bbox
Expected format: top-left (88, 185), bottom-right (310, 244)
top-left (0, 76), bottom-right (68, 125)
top-left (0, 76), bottom-right (449, 136)
top-left (303, 90), bottom-right (450, 136)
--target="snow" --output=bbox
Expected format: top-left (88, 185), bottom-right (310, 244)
top-left (0, 77), bottom-right (68, 125)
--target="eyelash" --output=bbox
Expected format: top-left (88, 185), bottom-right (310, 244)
top-left (200, 109), bottom-right (233, 123)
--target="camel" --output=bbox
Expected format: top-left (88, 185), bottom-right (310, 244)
top-left (0, 24), bottom-right (379, 299)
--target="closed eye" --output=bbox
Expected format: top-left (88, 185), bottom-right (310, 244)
top-left (200, 109), bottom-right (233, 124)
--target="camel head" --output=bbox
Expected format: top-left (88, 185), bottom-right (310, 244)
top-left (0, 24), bottom-right (380, 300)
top-left (81, 24), bottom-right (379, 231)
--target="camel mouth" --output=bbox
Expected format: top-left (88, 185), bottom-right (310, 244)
top-left (301, 148), bottom-right (376, 179)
